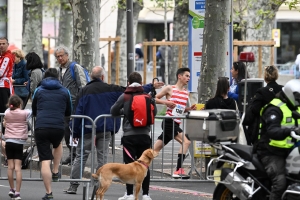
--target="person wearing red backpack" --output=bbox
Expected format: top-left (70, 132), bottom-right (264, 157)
top-left (111, 72), bottom-right (157, 200)
top-left (63, 68), bottom-right (163, 195)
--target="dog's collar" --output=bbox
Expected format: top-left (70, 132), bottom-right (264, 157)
top-left (137, 160), bottom-right (149, 168)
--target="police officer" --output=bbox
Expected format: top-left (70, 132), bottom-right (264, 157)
top-left (256, 79), bottom-right (300, 200)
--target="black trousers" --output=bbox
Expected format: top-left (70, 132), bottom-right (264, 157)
top-left (0, 88), bottom-right (10, 133)
top-left (121, 135), bottom-right (151, 195)
top-left (260, 155), bottom-right (286, 200)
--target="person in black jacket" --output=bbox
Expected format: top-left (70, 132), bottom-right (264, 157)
top-left (256, 79), bottom-right (300, 200)
top-left (205, 77), bottom-right (236, 110)
top-left (243, 65), bottom-right (283, 145)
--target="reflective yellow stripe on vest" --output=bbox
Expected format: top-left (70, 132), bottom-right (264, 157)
top-left (260, 98), bottom-right (297, 149)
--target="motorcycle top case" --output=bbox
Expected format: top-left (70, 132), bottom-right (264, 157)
top-left (186, 109), bottom-right (239, 142)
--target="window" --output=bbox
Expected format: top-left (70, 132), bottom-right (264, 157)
top-left (276, 22), bottom-right (300, 64)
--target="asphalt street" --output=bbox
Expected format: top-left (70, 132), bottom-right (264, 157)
top-left (0, 102), bottom-right (216, 199)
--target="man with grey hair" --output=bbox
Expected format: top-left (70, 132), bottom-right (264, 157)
top-left (64, 66), bottom-right (164, 194)
top-left (55, 45), bottom-right (88, 165)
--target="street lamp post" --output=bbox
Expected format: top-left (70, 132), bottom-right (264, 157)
top-left (126, 0), bottom-right (134, 78)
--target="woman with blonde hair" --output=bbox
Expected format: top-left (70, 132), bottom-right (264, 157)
top-left (244, 65), bottom-right (283, 145)
top-left (12, 49), bottom-right (29, 104)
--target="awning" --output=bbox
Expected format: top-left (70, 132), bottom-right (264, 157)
top-left (138, 9), bottom-right (174, 23)
top-left (276, 10), bottom-right (300, 21)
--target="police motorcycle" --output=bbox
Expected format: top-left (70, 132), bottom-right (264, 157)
top-left (186, 108), bottom-right (300, 200)
top-left (187, 78), bottom-right (300, 200)
top-left (206, 130), bottom-right (300, 200)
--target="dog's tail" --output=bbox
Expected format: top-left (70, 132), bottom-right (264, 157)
top-left (92, 173), bottom-right (99, 179)
top-left (91, 166), bottom-right (103, 179)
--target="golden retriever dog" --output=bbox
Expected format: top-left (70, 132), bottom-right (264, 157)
top-left (92, 148), bottom-right (158, 200)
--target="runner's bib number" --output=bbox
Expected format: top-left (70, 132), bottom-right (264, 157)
top-left (172, 104), bottom-right (185, 117)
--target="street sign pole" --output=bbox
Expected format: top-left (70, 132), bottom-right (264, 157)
top-left (126, 0), bottom-right (134, 78)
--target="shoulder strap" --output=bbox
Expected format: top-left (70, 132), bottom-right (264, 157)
top-left (69, 61), bottom-right (77, 80)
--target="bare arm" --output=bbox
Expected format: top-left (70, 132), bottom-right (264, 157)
top-left (155, 85), bottom-right (176, 109)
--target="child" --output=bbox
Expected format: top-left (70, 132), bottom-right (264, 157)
top-left (4, 95), bottom-right (31, 200)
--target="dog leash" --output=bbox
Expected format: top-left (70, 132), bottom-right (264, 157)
top-left (123, 147), bottom-right (135, 161)
top-left (123, 147), bottom-right (148, 168)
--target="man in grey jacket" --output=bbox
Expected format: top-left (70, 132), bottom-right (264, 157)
top-left (54, 45), bottom-right (88, 165)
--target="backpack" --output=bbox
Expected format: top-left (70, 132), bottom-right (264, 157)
top-left (26, 68), bottom-right (45, 92)
top-left (124, 93), bottom-right (155, 127)
top-left (21, 145), bottom-right (35, 169)
top-left (69, 62), bottom-right (91, 85)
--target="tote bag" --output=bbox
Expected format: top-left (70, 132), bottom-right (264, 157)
top-left (235, 101), bottom-right (247, 145)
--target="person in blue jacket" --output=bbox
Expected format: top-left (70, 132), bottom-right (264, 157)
top-left (11, 49), bottom-right (29, 104)
top-left (32, 68), bottom-right (72, 200)
top-left (228, 61), bottom-right (249, 101)
top-left (64, 66), bottom-right (164, 195)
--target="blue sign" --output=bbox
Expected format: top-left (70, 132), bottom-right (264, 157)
top-left (197, 72), bottom-right (200, 76)
top-left (195, 1), bottom-right (205, 10)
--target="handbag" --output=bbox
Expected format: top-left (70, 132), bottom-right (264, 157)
top-left (235, 101), bottom-right (247, 145)
top-left (14, 85), bottom-right (29, 98)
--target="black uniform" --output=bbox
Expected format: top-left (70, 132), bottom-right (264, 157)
top-left (257, 96), bottom-right (295, 200)
top-left (243, 81), bottom-right (283, 144)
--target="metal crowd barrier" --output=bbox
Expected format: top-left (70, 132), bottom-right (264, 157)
top-left (0, 114), bottom-right (96, 200)
top-left (0, 113), bottom-right (4, 174)
top-left (0, 113), bottom-right (211, 199)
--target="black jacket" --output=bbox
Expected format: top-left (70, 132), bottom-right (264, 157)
top-left (205, 96), bottom-right (236, 110)
top-left (256, 98), bottom-right (294, 158)
top-left (243, 81), bottom-right (283, 144)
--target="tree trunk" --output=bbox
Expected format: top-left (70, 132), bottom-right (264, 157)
top-left (58, 0), bottom-right (73, 52)
top-left (112, 1), bottom-right (143, 86)
top-left (69, 0), bottom-right (100, 71)
top-left (245, 0), bottom-right (283, 77)
top-left (171, 0), bottom-right (188, 85)
top-left (198, 0), bottom-right (230, 103)
top-left (22, 0), bottom-right (43, 58)
top-left (163, 0), bottom-right (169, 84)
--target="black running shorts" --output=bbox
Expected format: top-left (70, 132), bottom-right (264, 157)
top-left (34, 128), bottom-right (64, 161)
top-left (6, 142), bottom-right (23, 160)
top-left (157, 119), bottom-right (185, 145)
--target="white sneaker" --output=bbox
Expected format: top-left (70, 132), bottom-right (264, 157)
top-left (118, 192), bottom-right (135, 200)
top-left (142, 194), bottom-right (152, 200)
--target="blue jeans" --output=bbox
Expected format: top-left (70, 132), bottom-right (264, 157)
top-left (70, 131), bottom-right (111, 185)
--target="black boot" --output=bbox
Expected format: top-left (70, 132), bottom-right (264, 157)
top-left (62, 156), bottom-right (71, 165)
top-left (62, 147), bottom-right (73, 165)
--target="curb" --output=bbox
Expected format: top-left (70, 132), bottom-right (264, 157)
top-left (150, 185), bottom-right (213, 198)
